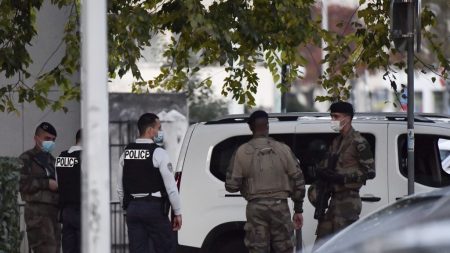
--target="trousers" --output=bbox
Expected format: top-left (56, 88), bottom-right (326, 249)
top-left (126, 199), bottom-right (176, 253)
top-left (244, 199), bottom-right (294, 253)
top-left (62, 206), bottom-right (81, 253)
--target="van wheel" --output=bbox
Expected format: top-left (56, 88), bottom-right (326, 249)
top-left (214, 233), bottom-right (247, 253)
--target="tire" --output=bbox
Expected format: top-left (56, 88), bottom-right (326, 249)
top-left (214, 233), bottom-right (247, 253)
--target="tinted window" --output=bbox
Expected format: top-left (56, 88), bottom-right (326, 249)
top-left (398, 134), bottom-right (450, 187)
top-left (210, 132), bottom-right (376, 184)
top-left (210, 134), bottom-right (293, 182)
top-left (293, 133), bottom-right (375, 184)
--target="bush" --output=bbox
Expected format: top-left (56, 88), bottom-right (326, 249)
top-left (0, 157), bottom-right (22, 253)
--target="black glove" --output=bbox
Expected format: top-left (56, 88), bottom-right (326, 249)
top-left (317, 169), bottom-right (345, 184)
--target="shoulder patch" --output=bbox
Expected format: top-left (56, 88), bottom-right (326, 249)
top-left (356, 143), bottom-right (367, 152)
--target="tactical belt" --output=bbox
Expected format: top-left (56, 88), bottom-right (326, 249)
top-left (332, 189), bottom-right (359, 195)
top-left (131, 195), bottom-right (162, 203)
top-left (249, 198), bottom-right (287, 204)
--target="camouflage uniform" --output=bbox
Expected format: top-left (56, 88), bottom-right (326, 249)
top-left (315, 128), bottom-right (375, 242)
top-left (19, 147), bottom-right (60, 253)
top-left (226, 137), bottom-right (305, 253)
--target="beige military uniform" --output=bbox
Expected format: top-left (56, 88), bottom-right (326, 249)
top-left (315, 128), bottom-right (375, 244)
top-left (19, 147), bottom-right (60, 253)
top-left (226, 137), bottom-right (305, 253)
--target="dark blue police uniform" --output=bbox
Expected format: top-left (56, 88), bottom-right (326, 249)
top-left (120, 141), bottom-right (178, 253)
top-left (55, 147), bottom-right (82, 253)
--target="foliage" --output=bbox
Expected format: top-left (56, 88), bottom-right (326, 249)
top-left (0, 0), bottom-right (449, 112)
top-left (0, 0), bottom-right (80, 113)
top-left (182, 71), bottom-right (228, 123)
top-left (286, 93), bottom-right (315, 112)
top-left (189, 97), bottom-right (228, 123)
top-left (316, 0), bottom-right (450, 103)
top-left (0, 157), bottom-right (22, 253)
top-left (187, 83), bottom-right (228, 123)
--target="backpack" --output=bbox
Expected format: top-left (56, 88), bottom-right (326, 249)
top-left (245, 138), bottom-right (291, 195)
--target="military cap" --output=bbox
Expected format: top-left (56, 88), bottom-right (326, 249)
top-left (330, 101), bottom-right (354, 118)
top-left (247, 110), bottom-right (269, 126)
top-left (37, 122), bottom-right (57, 137)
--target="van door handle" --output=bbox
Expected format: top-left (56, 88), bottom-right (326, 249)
top-left (361, 196), bottom-right (381, 202)
top-left (225, 194), bottom-right (242, 197)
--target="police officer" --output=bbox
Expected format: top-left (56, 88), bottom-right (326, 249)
top-left (225, 110), bottom-right (306, 253)
top-left (56, 129), bottom-right (82, 253)
top-left (19, 122), bottom-right (60, 253)
top-left (312, 101), bottom-right (375, 247)
top-left (117, 113), bottom-right (182, 253)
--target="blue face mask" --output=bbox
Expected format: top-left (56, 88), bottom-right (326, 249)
top-left (154, 131), bottom-right (164, 144)
top-left (42, 141), bottom-right (55, 153)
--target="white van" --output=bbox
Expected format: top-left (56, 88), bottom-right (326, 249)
top-left (175, 112), bottom-right (450, 253)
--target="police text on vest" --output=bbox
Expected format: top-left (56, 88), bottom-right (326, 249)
top-left (56, 157), bottom-right (78, 167)
top-left (124, 149), bottom-right (151, 159)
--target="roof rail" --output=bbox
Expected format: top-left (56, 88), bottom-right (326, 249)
top-left (205, 112), bottom-right (329, 124)
top-left (205, 112), bottom-right (450, 125)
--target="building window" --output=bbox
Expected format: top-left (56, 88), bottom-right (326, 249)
top-left (433, 91), bottom-right (444, 114)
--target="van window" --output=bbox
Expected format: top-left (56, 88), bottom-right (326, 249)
top-left (292, 133), bottom-right (375, 184)
top-left (438, 139), bottom-right (450, 175)
top-left (210, 134), bottom-right (293, 182)
top-left (397, 135), bottom-right (450, 187)
top-left (210, 132), bottom-right (376, 185)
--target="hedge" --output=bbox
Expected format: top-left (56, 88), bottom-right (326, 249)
top-left (0, 157), bottom-right (22, 253)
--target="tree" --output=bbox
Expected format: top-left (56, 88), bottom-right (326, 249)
top-left (317, 0), bottom-right (450, 104)
top-left (0, 0), bottom-right (448, 112)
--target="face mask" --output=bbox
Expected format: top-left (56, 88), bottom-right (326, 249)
top-left (331, 120), bottom-right (343, 132)
top-left (331, 119), bottom-right (349, 132)
top-left (42, 141), bottom-right (55, 153)
top-left (154, 131), bottom-right (164, 144)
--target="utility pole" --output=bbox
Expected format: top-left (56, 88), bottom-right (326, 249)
top-left (391, 0), bottom-right (421, 195)
top-left (281, 64), bottom-right (288, 113)
top-left (406, 0), bottom-right (415, 195)
top-left (81, 0), bottom-right (111, 252)
top-left (322, 0), bottom-right (328, 77)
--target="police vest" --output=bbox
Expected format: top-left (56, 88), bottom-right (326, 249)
top-left (122, 143), bottom-right (165, 205)
top-left (55, 150), bottom-right (81, 207)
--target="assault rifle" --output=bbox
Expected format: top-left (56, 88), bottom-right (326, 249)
top-left (33, 152), bottom-right (56, 180)
top-left (313, 154), bottom-right (339, 220)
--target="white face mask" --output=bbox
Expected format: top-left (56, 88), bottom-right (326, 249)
top-left (154, 130), bottom-right (164, 144)
top-left (330, 120), bottom-right (343, 132)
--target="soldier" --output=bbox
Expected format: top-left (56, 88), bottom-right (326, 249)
top-left (19, 122), bottom-right (60, 253)
top-left (117, 113), bottom-right (182, 253)
top-left (225, 110), bottom-right (306, 253)
top-left (312, 101), bottom-right (375, 248)
top-left (56, 129), bottom-right (82, 253)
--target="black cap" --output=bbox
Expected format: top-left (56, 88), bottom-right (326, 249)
top-left (247, 110), bottom-right (269, 126)
top-left (37, 122), bottom-right (57, 137)
top-left (330, 101), bottom-right (354, 118)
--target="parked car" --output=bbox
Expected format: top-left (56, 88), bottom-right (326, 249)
top-left (175, 112), bottom-right (450, 252)
top-left (314, 186), bottom-right (450, 253)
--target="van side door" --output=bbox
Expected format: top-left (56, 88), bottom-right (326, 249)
top-left (387, 122), bottom-right (450, 202)
top-left (294, 120), bottom-right (388, 248)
